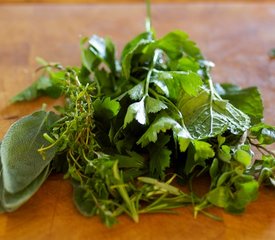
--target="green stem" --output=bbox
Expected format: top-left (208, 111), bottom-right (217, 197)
top-left (144, 50), bottom-right (161, 96)
top-left (146, 0), bottom-right (152, 34)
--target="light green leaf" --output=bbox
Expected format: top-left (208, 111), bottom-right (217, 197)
top-left (234, 149), bottom-right (252, 167)
top-left (145, 96), bottom-right (167, 114)
top-left (137, 114), bottom-right (191, 151)
top-left (128, 81), bottom-right (145, 101)
top-left (80, 37), bottom-right (97, 71)
top-left (193, 140), bottom-right (215, 161)
top-left (210, 158), bottom-right (219, 180)
top-left (207, 186), bottom-right (231, 208)
top-left (124, 98), bottom-right (146, 127)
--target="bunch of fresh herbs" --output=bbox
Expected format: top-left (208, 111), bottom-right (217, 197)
top-left (0, 3), bottom-right (274, 227)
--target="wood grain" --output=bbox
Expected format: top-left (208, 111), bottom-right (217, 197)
top-left (1, 1), bottom-right (275, 4)
top-left (0, 3), bottom-right (275, 240)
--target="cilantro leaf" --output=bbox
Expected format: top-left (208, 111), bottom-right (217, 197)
top-left (124, 97), bottom-right (147, 127)
top-left (137, 113), bottom-right (191, 152)
top-left (123, 95), bottom-right (167, 128)
top-left (128, 81), bottom-right (145, 101)
top-left (145, 96), bottom-right (167, 114)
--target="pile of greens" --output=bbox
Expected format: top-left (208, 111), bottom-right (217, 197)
top-left (0, 5), bottom-right (274, 227)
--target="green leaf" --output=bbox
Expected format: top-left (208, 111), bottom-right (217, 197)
top-left (115, 151), bottom-right (146, 169)
top-left (11, 75), bottom-right (62, 103)
top-left (123, 98), bottom-right (146, 127)
top-left (177, 87), bottom-right (251, 139)
top-left (80, 37), bottom-right (97, 71)
top-left (216, 171), bottom-right (233, 187)
top-left (184, 140), bottom-right (214, 174)
top-left (216, 84), bottom-right (263, 124)
top-left (207, 186), bottom-right (231, 208)
top-left (169, 57), bottom-right (200, 73)
top-left (235, 180), bottom-right (259, 204)
top-left (121, 32), bottom-right (152, 80)
top-left (250, 123), bottom-right (275, 144)
top-left (0, 164), bottom-right (50, 212)
top-left (145, 96), bottom-right (167, 114)
top-left (193, 140), bottom-right (215, 161)
top-left (93, 97), bottom-right (120, 120)
top-left (234, 149), bottom-right (252, 167)
top-left (0, 111), bottom-right (58, 193)
top-left (153, 30), bottom-right (203, 60)
top-left (257, 155), bottom-right (275, 186)
top-left (123, 95), bottom-right (167, 128)
top-left (128, 81), bottom-right (145, 101)
top-left (218, 145), bottom-right (231, 163)
top-left (210, 158), bottom-right (219, 181)
top-left (73, 184), bottom-right (96, 217)
top-left (121, 32), bottom-right (152, 60)
top-left (137, 114), bottom-right (191, 151)
top-left (151, 70), bottom-right (203, 100)
top-left (94, 68), bottom-right (117, 95)
top-left (88, 35), bottom-right (117, 73)
top-left (227, 179), bottom-right (259, 212)
top-left (148, 135), bottom-right (171, 179)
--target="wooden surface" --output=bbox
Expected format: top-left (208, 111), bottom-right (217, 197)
top-left (0, 3), bottom-right (275, 240)
top-left (2, 1), bottom-right (275, 4)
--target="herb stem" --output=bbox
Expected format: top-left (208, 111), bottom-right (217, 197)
top-left (146, 0), bottom-right (152, 34)
top-left (248, 138), bottom-right (275, 157)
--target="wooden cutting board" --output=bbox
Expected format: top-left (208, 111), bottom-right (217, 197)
top-left (0, 3), bottom-right (274, 240)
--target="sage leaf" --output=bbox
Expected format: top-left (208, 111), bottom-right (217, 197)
top-left (0, 111), bottom-right (58, 193)
top-left (0, 164), bottom-right (50, 212)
